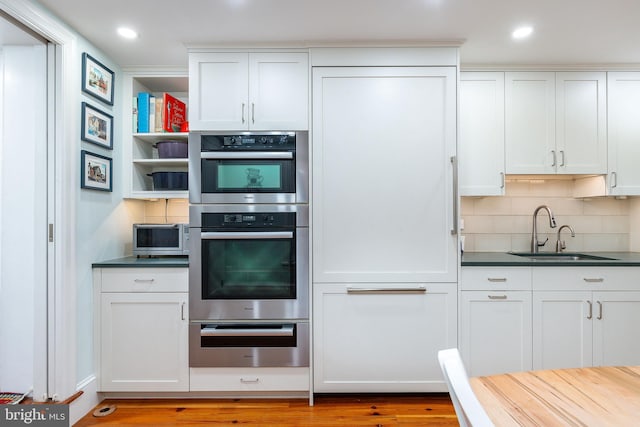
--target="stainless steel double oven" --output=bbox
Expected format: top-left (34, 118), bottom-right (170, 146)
top-left (188, 131), bottom-right (309, 368)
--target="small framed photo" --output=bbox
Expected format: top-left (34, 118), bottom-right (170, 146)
top-left (81, 52), bottom-right (114, 105)
top-left (81, 150), bottom-right (112, 192)
top-left (81, 102), bottom-right (113, 149)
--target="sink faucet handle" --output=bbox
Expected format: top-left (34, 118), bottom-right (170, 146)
top-left (537, 237), bottom-right (549, 248)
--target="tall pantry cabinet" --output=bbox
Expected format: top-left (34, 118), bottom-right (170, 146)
top-left (311, 48), bottom-right (458, 392)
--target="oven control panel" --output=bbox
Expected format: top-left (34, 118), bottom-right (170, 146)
top-left (203, 212), bottom-right (296, 229)
top-left (201, 133), bottom-right (296, 151)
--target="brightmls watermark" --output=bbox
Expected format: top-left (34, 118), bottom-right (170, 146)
top-left (1, 405), bottom-right (69, 427)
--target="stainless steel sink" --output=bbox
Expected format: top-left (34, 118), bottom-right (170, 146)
top-left (509, 252), bottom-right (617, 261)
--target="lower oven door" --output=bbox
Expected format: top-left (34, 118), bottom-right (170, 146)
top-left (189, 321), bottom-right (309, 367)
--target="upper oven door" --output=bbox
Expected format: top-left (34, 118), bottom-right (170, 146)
top-left (189, 131), bottom-right (308, 204)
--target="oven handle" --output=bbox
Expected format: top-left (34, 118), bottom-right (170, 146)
top-left (201, 324), bottom-right (294, 337)
top-left (201, 152), bottom-right (293, 160)
top-left (201, 231), bottom-right (293, 240)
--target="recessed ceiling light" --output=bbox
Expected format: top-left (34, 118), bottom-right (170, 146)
top-left (117, 27), bottom-right (138, 39)
top-left (512, 26), bottom-right (533, 40)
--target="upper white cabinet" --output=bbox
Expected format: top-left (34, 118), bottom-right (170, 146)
top-left (505, 71), bottom-right (606, 174)
top-left (459, 72), bottom-right (505, 196)
top-left (607, 72), bottom-right (640, 195)
top-left (188, 51), bottom-right (308, 131)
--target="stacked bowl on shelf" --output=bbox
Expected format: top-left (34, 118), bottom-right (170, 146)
top-left (148, 140), bottom-right (188, 190)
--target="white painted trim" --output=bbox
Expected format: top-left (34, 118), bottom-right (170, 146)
top-left (461, 63), bottom-right (640, 71)
top-left (69, 375), bottom-right (100, 426)
top-left (309, 47), bottom-right (459, 67)
top-left (0, 0), bottom-right (78, 403)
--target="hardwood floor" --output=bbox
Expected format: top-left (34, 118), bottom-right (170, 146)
top-left (74, 394), bottom-right (458, 426)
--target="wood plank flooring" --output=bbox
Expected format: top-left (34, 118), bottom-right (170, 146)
top-left (74, 394), bottom-right (458, 426)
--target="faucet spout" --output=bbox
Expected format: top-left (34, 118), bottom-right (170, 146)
top-left (531, 205), bottom-right (557, 253)
top-left (555, 224), bottom-right (576, 253)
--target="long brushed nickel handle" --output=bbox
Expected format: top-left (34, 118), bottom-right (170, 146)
top-left (597, 301), bottom-right (603, 320)
top-left (451, 156), bottom-right (458, 235)
top-left (488, 295), bottom-right (508, 300)
top-left (347, 286), bottom-right (427, 294)
top-left (587, 300), bottom-right (593, 320)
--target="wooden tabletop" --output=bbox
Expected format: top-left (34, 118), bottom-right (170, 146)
top-left (470, 366), bottom-right (640, 426)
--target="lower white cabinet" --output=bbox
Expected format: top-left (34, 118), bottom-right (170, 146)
top-left (533, 267), bottom-right (640, 370)
top-left (460, 291), bottom-right (532, 376)
top-left (459, 267), bottom-right (532, 376)
top-left (313, 283), bottom-right (456, 393)
top-left (94, 267), bottom-right (189, 392)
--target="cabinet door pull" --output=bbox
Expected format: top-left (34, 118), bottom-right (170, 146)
top-left (559, 150), bottom-right (565, 167)
top-left (611, 171), bottom-right (618, 188)
top-left (500, 172), bottom-right (505, 189)
top-left (597, 301), bottom-right (603, 320)
top-left (587, 300), bottom-right (593, 319)
top-left (551, 150), bottom-right (557, 167)
top-left (181, 302), bottom-right (186, 321)
top-left (251, 102), bottom-right (255, 124)
top-left (450, 156), bottom-right (458, 235)
top-left (488, 295), bottom-right (507, 300)
top-left (583, 278), bottom-right (604, 283)
top-left (240, 377), bottom-right (260, 384)
top-left (133, 278), bottom-right (155, 283)
top-left (241, 103), bottom-right (246, 124)
top-left (487, 277), bottom-right (507, 282)
top-left (347, 286), bottom-right (427, 294)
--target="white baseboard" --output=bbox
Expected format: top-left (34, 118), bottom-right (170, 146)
top-left (69, 375), bottom-right (101, 425)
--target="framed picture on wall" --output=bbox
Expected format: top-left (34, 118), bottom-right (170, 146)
top-left (81, 150), bottom-right (112, 192)
top-left (81, 102), bottom-right (113, 149)
top-left (81, 52), bottom-right (114, 105)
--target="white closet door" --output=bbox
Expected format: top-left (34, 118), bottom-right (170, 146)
top-left (312, 66), bottom-right (457, 283)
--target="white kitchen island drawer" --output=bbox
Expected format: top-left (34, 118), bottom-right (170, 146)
top-left (533, 267), bottom-right (640, 291)
top-left (99, 267), bottom-right (188, 292)
top-left (189, 367), bottom-right (309, 392)
top-left (461, 267), bottom-right (532, 291)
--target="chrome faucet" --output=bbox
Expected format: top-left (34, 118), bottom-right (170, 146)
top-left (555, 224), bottom-right (575, 253)
top-left (531, 205), bottom-right (557, 253)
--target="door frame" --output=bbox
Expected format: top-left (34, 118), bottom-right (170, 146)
top-left (0, 0), bottom-right (78, 402)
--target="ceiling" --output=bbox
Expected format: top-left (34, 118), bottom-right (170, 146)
top-left (32, 0), bottom-right (640, 68)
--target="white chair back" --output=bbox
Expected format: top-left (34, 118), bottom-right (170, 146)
top-left (438, 348), bottom-right (495, 427)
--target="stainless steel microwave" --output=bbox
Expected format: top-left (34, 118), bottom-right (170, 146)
top-left (133, 223), bottom-right (189, 256)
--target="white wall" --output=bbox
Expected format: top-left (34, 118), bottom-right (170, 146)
top-left (74, 37), bottom-right (146, 380)
top-left (0, 44), bottom-right (46, 393)
top-left (462, 179), bottom-right (631, 253)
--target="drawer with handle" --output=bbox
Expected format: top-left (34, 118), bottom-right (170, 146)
top-left (461, 267), bottom-right (532, 291)
top-left (99, 267), bottom-right (188, 292)
top-left (533, 267), bottom-right (640, 291)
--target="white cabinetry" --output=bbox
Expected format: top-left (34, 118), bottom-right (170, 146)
top-left (505, 72), bottom-right (606, 174)
top-left (312, 66), bottom-right (457, 284)
top-left (188, 51), bottom-right (308, 131)
top-left (607, 72), bottom-right (640, 195)
top-left (459, 72), bottom-right (505, 196)
top-left (459, 267), bottom-right (532, 376)
top-left (94, 267), bottom-right (189, 392)
top-left (313, 283), bottom-right (456, 392)
top-left (311, 59), bottom-right (458, 392)
top-left (533, 267), bottom-right (640, 370)
top-left (123, 70), bottom-right (189, 199)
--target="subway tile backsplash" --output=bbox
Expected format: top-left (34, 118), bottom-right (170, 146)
top-left (462, 179), bottom-right (634, 253)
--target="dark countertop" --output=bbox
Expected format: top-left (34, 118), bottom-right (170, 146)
top-left (92, 256), bottom-right (189, 268)
top-left (462, 252), bottom-right (640, 267)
